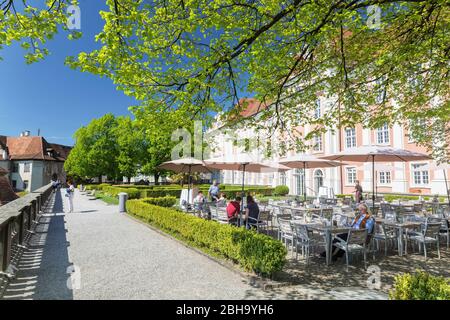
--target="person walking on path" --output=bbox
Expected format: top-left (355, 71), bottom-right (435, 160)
top-left (65, 181), bottom-right (75, 213)
top-left (354, 180), bottom-right (363, 203)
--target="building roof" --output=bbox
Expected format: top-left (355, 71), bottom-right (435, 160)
top-left (3, 136), bottom-right (71, 161)
top-left (236, 98), bottom-right (269, 118)
top-left (0, 176), bottom-right (19, 205)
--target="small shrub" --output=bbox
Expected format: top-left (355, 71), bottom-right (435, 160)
top-left (389, 271), bottom-right (450, 300)
top-left (273, 185), bottom-right (289, 196)
top-left (126, 200), bottom-right (286, 275)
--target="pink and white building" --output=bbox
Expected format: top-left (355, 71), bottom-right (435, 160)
top-left (208, 99), bottom-right (449, 197)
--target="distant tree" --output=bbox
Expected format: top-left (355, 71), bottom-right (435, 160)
top-left (65, 113), bottom-right (120, 182)
top-left (113, 116), bottom-right (147, 183)
top-left (132, 107), bottom-right (195, 185)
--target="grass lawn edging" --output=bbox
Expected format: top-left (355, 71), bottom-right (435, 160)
top-left (126, 199), bottom-right (287, 276)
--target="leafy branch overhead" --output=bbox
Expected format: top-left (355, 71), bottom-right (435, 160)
top-left (0, 0), bottom-right (81, 63)
top-left (66, 0), bottom-right (449, 161)
top-left (2, 1), bottom-right (449, 161)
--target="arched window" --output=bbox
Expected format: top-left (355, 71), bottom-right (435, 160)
top-left (314, 169), bottom-right (324, 194)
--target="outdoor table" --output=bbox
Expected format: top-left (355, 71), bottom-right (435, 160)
top-left (292, 220), bottom-right (351, 266)
top-left (375, 218), bottom-right (422, 256)
top-left (390, 203), bottom-right (416, 212)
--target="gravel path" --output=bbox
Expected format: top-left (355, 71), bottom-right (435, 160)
top-left (2, 189), bottom-right (253, 299)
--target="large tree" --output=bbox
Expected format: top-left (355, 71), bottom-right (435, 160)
top-left (132, 107), bottom-right (196, 184)
top-left (65, 113), bottom-right (120, 181)
top-left (3, 1), bottom-right (449, 160)
top-left (113, 116), bottom-right (148, 182)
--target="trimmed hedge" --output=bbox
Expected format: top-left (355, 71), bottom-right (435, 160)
top-left (273, 185), bottom-right (289, 196)
top-left (126, 200), bottom-right (286, 275)
top-left (85, 183), bottom-right (111, 191)
top-left (142, 196), bottom-right (177, 207)
top-left (389, 271), bottom-right (450, 300)
top-left (102, 186), bottom-right (141, 199)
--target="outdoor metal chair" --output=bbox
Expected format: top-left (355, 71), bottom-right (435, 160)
top-left (409, 222), bottom-right (442, 260)
top-left (292, 224), bottom-right (326, 264)
top-left (276, 214), bottom-right (292, 240)
top-left (247, 210), bottom-right (270, 233)
top-left (278, 218), bottom-right (295, 254)
top-left (334, 229), bottom-right (368, 271)
top-left (413, 203), bottom-right (424, 213)
top-left (372, 222), bottom-right (397, 257)
top-left (429, 217), bottom-right (449, 249)
top-left (216, 207), bottom-right (230, 224)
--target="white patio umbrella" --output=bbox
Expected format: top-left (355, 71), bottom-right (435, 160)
top-left (279, 154), bottom-right (345, 201)
top-left (320, 145), bottom-right (432, 209)
top-left (158, 157), bottom-right (212, 204)
top-left (205, 154), bottom-right (290, 223)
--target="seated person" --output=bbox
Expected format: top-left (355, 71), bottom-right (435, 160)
top-left (193, 191), bottom-right (205, 211)
top-left (217, 193), bottom-right (227, 206)
top-left (323, 203), bottom-right (374, 260)
top-left (244, 195), bottom-right (260, 229)
top-left (226, 196), bottom-right (241, 225)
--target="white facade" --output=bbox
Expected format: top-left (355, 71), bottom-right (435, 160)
top-left (207, 100), bottom-right (449, 197)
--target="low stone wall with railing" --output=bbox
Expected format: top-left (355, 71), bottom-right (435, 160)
top-left (0, 184), bottom-right (53, 295)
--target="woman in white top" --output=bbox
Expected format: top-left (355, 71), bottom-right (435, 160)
top-left (65, 181), bottom-right (75, 213)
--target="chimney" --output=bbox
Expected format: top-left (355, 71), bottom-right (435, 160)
top-left (2, 149), bottom-right (7, 160)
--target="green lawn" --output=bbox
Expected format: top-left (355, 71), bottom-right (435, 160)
top-left (95, 192), bottom-right (119, 205)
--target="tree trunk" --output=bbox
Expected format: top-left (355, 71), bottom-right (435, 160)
top-left (98, 175), bottom-right (102, 184)
top-left (127, 176), bottom-right (131, 184)
top-left (154, 173), bottom-right (160, 185)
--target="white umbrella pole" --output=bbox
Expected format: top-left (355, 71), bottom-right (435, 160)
top-left (240, 164), bottom-right (246, 227)
top-left (303, 161), bottom-right (307, 202)
top-left (372, 155), bottom-right (375, 212)
top-left (188, 165), bottom-right (192, 207)
top-left (444, 169), bottom-right (450, 207)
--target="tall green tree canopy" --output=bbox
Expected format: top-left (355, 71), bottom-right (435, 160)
top-left (114, 116), bottom-right (148, 181)
top-left (132, 107), bottom-right (196, 183)
top-left (65, 113), bottom-right (120, 181)
top-left (3, 1), bottom-right (449, 160)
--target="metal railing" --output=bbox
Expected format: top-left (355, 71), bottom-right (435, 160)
top-left (0, 184), bottom-right (53, 278)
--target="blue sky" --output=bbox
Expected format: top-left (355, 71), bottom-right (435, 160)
top-left (0, 0), bottom-right (137, 146)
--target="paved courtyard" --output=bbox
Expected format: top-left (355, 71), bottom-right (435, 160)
top-left (2, 189), bottom-right (390, 300)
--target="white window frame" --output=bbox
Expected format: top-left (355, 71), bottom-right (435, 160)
top-left (346, 167), bottom-right (357, 186)
top-left (378, 171), bottom-right (391, 185)
top-left (313, 134), bottom-right (323, 152)
top-left (345, 128), bottom-right (356, 148)
top-left (314, 99), bottom-right (321, 119)
top-left (24, 162), bottom-right (31, 173)
top-left (376, 123), bottom-right (390, 144)
top-left (410, 163), bottom-right (430, 187)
